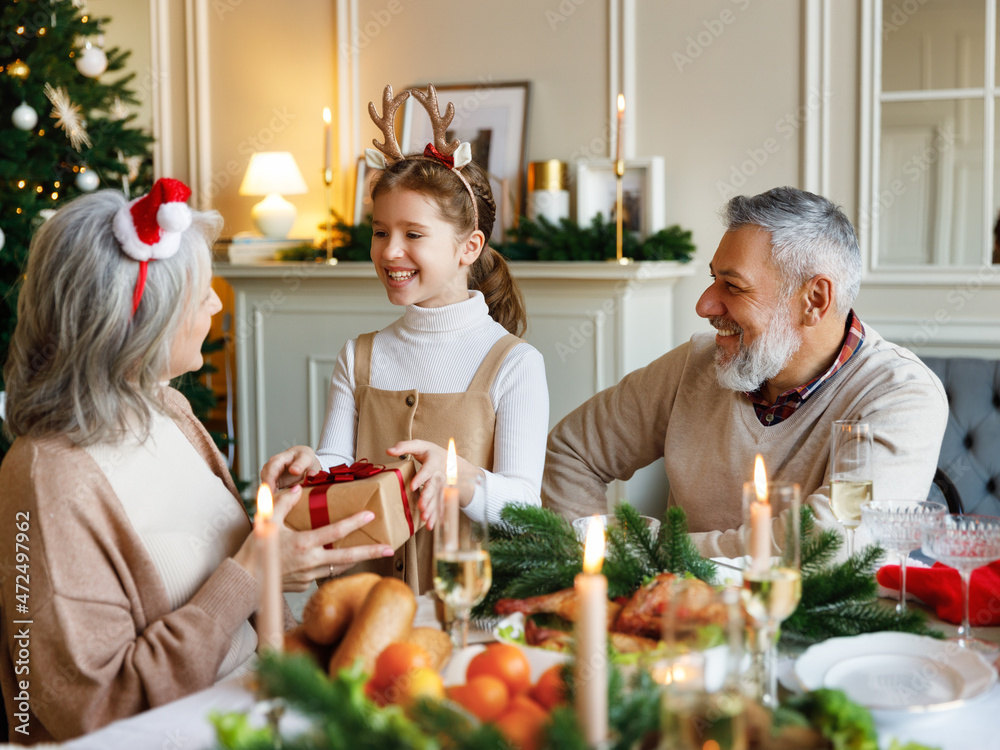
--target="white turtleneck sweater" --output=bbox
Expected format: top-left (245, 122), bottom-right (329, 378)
top-left (316, 291), bottom-right (549, 523)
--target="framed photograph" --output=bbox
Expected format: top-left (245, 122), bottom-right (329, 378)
top-left (353, 156), bottom-right (377, 224)
top-left (401, 81), bottom-right (530, 239)
top-left (575, 157), bottom-right (665, 239)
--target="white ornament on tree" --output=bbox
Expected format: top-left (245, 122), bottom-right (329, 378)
top-left (0, 226), bottom-right (5, 252)
top-left (75, 42), bottom-right (107, 78)
top-left (12, 101), bottom-right (38, 131)
top-left (75, 169), bottom-right (99, 192)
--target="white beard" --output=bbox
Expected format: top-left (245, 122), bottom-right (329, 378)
top-left (712, 304), bottom-right (803, 393)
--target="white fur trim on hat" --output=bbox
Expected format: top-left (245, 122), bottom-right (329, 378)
top-left (157, 202), bottom-right (192, 234)
top-left (112, 177), bottom-right (193, 262)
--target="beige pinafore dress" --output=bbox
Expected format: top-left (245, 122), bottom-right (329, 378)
top-left (350, 330), bottom-right (523, 594)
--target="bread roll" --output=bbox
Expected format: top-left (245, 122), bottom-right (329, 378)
top-left (328, 577), bottom-right (416, 676)
top-left (283, 625), bottom-right (333, 668)
top-left (302, 572), bottom-right (381, 645)
top-left (406, 627), bottom-right (453, 671)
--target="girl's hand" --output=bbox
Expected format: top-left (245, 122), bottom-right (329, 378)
top-left (386, 440), bottom-right (484, 514)
top-left (260, 445), bottom-right (322, 490)
top-left (233, 485), bottom-right (394, 592)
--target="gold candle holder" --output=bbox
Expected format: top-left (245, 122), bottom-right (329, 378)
top-left (323, 168), bottom-right (336, 264)
top-left (615, 160), bottom-right (624, 261)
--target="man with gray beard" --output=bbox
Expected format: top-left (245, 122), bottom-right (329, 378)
top-left (542, 187), bottom-right (947, 557)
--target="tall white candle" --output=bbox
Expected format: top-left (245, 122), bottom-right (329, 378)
top-left (322, 107), bottom-right (332, 176)
top-left (255, 483), bottom-right (283, 654)
top-left (575, 517), bottom-right (607, 746)
top-left (443, 438), bottom-right (460, 549)
top-left (749, 455), bottom-right (771, 574)
top-left (615, 94), bottom-right (625, 165)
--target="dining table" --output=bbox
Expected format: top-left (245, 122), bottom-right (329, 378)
top-left (55, 594), bottom-right (1000, 750)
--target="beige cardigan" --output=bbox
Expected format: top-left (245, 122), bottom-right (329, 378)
top-left (0, 389), bottom-right (288, 744)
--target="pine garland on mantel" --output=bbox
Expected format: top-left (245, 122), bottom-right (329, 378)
top-left (493, 213), bottom-right (696, 263)
top-left (275, 213), bottom-right (696, 264)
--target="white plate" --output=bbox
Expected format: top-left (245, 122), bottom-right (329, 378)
top-left (710, 557), bottom-right (744, 586)
top-left (440, 636), bottom-right (568, 687)
top-left (794, 632), bottom-right (997, 713)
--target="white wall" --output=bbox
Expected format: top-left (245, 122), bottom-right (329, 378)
top-left (162, 0), bottom-right (998, 356)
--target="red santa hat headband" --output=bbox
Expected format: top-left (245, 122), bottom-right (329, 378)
top-left (365, 85), bottom-right (479, 230)
top-left (112, 178), bottom-right (193, 316)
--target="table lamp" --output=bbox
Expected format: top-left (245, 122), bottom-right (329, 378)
top-left (238, 151), bottom-right (308, 238)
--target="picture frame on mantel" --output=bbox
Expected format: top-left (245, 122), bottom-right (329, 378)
top-left (575, 157), bottom-right (665, 240)
top-left (353, 156), bottom-right (377, 224)
top-left (401, 81), bottom-right (530, 240)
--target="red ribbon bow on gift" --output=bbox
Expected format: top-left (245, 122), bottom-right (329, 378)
top-left (302, 460), bottom-right (383, 486)
top-left (302, 459), bottom-right (414, 551)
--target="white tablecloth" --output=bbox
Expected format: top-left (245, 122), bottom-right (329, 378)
top-left (42, 595), bottom-right (1000, 750)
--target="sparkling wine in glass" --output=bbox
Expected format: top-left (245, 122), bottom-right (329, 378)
top-left (829, 420), bottom-right (872, 557)
top-left (740, 476), bottom-right (801, 709)
top-left (432, 447), bottom-right (490, 648)
top-left (860, 499), bottom-right (947, 613)
top-left (921, 515), bottom-right (1000, 652)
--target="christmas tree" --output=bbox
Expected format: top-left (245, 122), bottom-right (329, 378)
top-left (0, 1), bottom-right (222, 460)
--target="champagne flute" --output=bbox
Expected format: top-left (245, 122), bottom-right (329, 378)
top-left (829, 420), bottom-right (872, 558)
top-left (740, 481), bottom-right (801, 709)
top-left (921, 515), bottom-right (1000, 651)
top-left (860, 499), bottom-right (947, 613)
top-left (432, 467), bottom-right (491, 649)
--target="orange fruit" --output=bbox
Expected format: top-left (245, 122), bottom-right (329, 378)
top-left (495, 704), bottom-right (547, 750)
top-left (507, 693), bottom-right (548, 719)
top-left (372, 642), bottom-right (434, 691)
top-left (395, 667), bottom-right (445, 707)
top-left (447, 674), bottom-right (510, 722)
top-left (466, 643), bottom-right (532, 696)
top-left (530, 664), bottom-right (567, 710)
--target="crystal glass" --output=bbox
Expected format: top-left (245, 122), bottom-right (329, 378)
top-left (432, 474), bottom-right (491, 648)
top-left (860, 499), bottom-right (947, 613)
top-left (921, 515), bottom-right (1000, 651)
top-left (739, 482), bottom-right (801, 709)
top-left (829, 420), bottom-right (872, 558)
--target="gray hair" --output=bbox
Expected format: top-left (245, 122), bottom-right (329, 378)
top-left (3, 189), bottom-right (222, 445)
top-left (724, 187), bottom-right (861, 316)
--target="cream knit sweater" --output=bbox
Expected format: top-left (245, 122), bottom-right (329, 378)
top-left (542, 323), bottom-right (948, 557)
top-left (316, 291), bottom-right (549, 524)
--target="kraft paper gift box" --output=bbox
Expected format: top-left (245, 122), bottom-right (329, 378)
top-left (283, 459), bottom-right (423, 550)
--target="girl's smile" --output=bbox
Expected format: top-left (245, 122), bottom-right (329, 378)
top-left (370, 188), bottom-right (482, 308)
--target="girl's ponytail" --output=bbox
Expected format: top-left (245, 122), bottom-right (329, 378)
top-left (468, 246), bottom-right (526, 337)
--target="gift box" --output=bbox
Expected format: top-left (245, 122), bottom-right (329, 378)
top-left (284, 459), bottom-right (422, 550)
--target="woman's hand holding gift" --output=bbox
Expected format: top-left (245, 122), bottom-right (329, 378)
top-left (260, 445), bottom-right (323, 490)
top-left (233, 485), bottom-right (393, 591)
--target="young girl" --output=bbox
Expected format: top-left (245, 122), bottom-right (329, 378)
top-left (262, 85), bottom-right (549, 593)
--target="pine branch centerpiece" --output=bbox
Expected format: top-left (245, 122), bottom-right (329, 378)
top-left (478, 502), bottom-right (939, 644)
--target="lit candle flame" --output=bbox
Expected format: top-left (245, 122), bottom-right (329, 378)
top-left (617, 93), bottom-right (625, 114)
top-left (257, 483), bottom-right (274, 521)
top-left (754, 454), bottom-right (768, 504)
top-left (583, 516), bottom-right (605, 574)
top-left (446, 438), bottom-right (457, 486)
top-left (322, 107), bottom-right (331, 124)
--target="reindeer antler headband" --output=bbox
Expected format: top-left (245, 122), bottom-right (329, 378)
top-left (364, 84), bottom-right (479, 230)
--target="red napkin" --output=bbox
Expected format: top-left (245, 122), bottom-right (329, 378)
top-left (877, 560), bottom-right (1000, 626)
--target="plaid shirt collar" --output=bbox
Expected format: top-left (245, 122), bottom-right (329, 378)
top-left (747, 310), bottom-right (865, 427)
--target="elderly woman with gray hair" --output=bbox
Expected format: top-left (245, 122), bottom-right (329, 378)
top-left (0, 180), bottom-right (393, 743)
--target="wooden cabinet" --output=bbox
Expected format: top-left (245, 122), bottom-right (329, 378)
top-left (214, 260), bottom-right (694, 517)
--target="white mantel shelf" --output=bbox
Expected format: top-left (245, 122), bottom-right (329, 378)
top-left (214, 259), bottom-right (695, 282)
top-left (218, 259), bottom-right (692, 515)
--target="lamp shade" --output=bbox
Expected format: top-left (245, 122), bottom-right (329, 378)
top-left (239, 151), bottom-right (308, 196)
